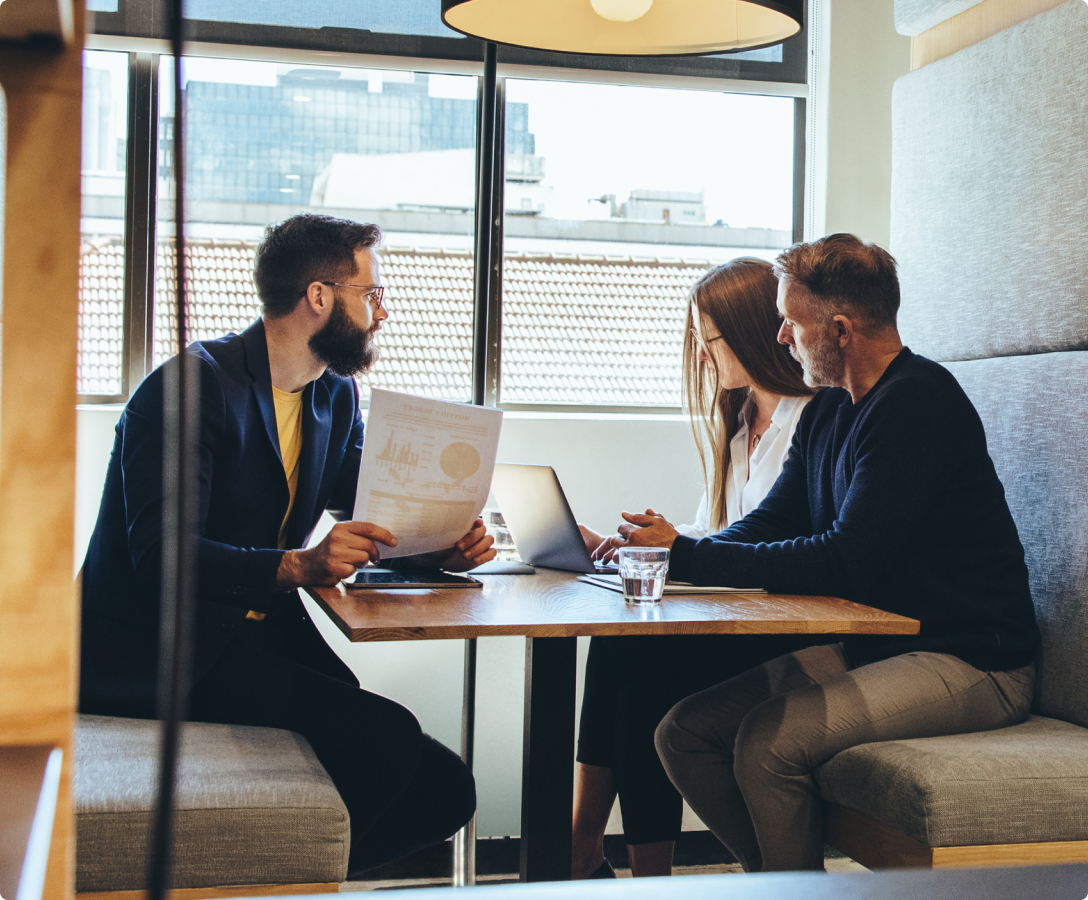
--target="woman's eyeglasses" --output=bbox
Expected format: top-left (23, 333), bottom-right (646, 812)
top-left (690, 326), bottom-right (725, 346)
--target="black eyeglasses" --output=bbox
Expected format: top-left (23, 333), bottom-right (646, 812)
top-left (690, 326), bottom-right (725, 346)
top-left (321, 282), bottom-right (385, 309)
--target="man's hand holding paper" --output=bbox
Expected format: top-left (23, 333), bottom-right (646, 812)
top-left (278, 521), bottom-right (398, 588)
top-left (406, 516), bottom-right (497, 572)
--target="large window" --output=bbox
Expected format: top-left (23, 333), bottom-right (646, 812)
top-left (81, 4), bottom-right (805, 409)
top-left (152, 57), bottom-right (480, 403)
top-left (499, 80), bottom-right (796, 407)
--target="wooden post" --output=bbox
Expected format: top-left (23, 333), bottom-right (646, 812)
top-left (0, 4), bottom-right (86, 899)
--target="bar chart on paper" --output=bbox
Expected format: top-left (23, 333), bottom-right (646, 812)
top-left (376, 432), bottom-right (422, 485)
top-left (353, 390), bottom-right (503, 557)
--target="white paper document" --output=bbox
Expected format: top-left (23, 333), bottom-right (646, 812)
top-left (353, 389), bottom-right (503, 559)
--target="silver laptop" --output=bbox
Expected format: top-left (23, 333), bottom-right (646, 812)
top-left (490, 464), bottom-right (616, 574)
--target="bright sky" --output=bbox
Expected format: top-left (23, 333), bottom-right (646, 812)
top-left (507, 79), bottom-right (794, 231)
top-left (87, 51), bottom-right (795, 233)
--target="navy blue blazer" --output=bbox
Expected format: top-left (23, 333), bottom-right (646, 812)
top-left (80, 320), bottom-right (364, 717)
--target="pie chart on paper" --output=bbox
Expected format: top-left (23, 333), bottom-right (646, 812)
top-left (440, 441), bottom-right (481, 486)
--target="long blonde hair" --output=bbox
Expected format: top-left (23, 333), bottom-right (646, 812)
top-left (682, 258), bottom-right (812, 531)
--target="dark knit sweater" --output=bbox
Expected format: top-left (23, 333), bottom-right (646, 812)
top-left (669, 348), bottom-right (1039, 672)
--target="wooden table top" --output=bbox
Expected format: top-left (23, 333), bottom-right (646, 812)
top-left (305, 568), bottom-right (919, 643)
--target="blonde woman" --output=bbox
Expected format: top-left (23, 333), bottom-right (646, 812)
top-left (574, 258), bottom-right (816, 879)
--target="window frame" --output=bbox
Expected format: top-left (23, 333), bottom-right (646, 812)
top-left (89, 1), bottom-right (807, 85)
top-left (81, 24), bottom-right (808, 411)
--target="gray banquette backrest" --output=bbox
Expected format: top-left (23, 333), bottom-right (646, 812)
top-left (891, 0), bottom-right (1088, 726)
top-left (813, 3), bottom-right (1088, 860)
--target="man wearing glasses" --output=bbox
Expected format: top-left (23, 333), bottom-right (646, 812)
top-left (80, 213), bottom-right (490, 876)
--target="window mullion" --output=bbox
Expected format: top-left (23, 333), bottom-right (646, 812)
top-left (793, 97), bottom-right (807, 245)
top-left (485, 78), bottom-right (506, 410)
top-left (122, 51), bottom-right (159, 399)
top-left (471, 43), bottom-right (499, 408)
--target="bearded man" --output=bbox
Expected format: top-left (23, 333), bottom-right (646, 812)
top-left (80, 214), bottom-right (490, 875)
top-left (614, 233), bottom-right (1040, 873)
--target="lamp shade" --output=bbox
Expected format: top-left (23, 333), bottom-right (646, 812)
top-left (441, 0), bottom-right (803, 56)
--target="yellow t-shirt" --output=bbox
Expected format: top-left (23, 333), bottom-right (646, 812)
top-left (272, 385), bottom-right (304, 551)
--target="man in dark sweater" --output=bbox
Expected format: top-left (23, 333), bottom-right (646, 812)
top-left (617, 234), bottom-right (1039, 872)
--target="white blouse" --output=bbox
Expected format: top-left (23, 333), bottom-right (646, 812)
top-left (675, 394), bottom-right (811, 538)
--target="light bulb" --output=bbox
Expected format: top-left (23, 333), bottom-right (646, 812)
top-left (590, 0), bottom-right (654, 23)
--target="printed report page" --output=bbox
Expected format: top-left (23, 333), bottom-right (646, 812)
top-left (353, 389), bottom-right (503, 558)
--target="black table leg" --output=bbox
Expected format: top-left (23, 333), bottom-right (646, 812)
top-left (519, 635), bottom-right (577, 883)
top-left (452, 637), bottom-right (477, 887)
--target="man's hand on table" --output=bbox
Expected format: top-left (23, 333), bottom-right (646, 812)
top-left (615, 509), bottom-right (681, 552)
top-left (585, 510), bottom-right (680, 562)
top-left (277, 521), bottom-right (397, 589)
top-left (409, 517), bottom-right (497, 572)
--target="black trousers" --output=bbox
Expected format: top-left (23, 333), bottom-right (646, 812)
top-left (188, 599), bottom-right (475, 876)
top-left (576, 633), bottom-right (819, 845)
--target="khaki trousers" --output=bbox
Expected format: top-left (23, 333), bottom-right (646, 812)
top-left (655, 644), bottom-right (1035, 872)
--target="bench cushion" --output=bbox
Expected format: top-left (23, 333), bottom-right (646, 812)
top-left (815, 716), bottom-right (1088, 847)
top-left (75, 714), bottom-right (350, 891)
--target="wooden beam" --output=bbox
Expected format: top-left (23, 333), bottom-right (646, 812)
top-left (0, 3), bottom-right (85, 900)
top-left (824, 803), bottom-right (934, 869)
top-left (826, 803), bottom-right (1088, 870)
top-left (911, 0), bottom-right (1068, 69)
top-left (0, 0), bottom-right (76, 44)
top-left (932, 840), bottom-right (1088, 868)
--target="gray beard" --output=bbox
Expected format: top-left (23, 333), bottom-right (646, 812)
top-left (792, 335), bottom-right (845, 389)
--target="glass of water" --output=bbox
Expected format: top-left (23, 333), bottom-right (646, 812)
top-left (618, 547), bottom-right (670, 604)
top-left (484, 508), bottom-right (520, 561)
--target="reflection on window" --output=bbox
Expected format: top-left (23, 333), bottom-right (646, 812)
top-left (154, 57), bottom-right (481, 402)
top-left (79, 50), bottom-right (128, 396)
top-left (181, 0), bottom-right (462, 38)
top-left (500, 79), bottom-right (795, 407)
top-left (715, 45), bottom-right (783, 63)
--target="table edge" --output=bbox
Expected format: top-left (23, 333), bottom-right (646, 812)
top-left (304, 585), bottom-right (921, 643)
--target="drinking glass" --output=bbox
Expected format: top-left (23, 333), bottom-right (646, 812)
top-left (484, 508), bottom-right (519, 561)
top-left (618, 547), bottom-right (669, 604)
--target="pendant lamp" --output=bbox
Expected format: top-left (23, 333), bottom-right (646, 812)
top-left (441, 0), bottom-right (804, 56)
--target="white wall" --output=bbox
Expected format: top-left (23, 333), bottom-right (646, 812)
top-left (821, 0), bottom-right (912, 248)
top-left (75, 405), bottom-right (703, 837)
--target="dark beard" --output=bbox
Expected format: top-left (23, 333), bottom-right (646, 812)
top-left (308, 293), bottom-right (379, 378)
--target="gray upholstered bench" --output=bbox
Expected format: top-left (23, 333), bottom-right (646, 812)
top-left (819, 716), bottom-right (1088, 867)
top-left (814, 357), bottom-right (1088, 871)
top-left (813, 0), bottom-right (1088, 870)
top-left (75, 714), bottom-right (349, 899)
